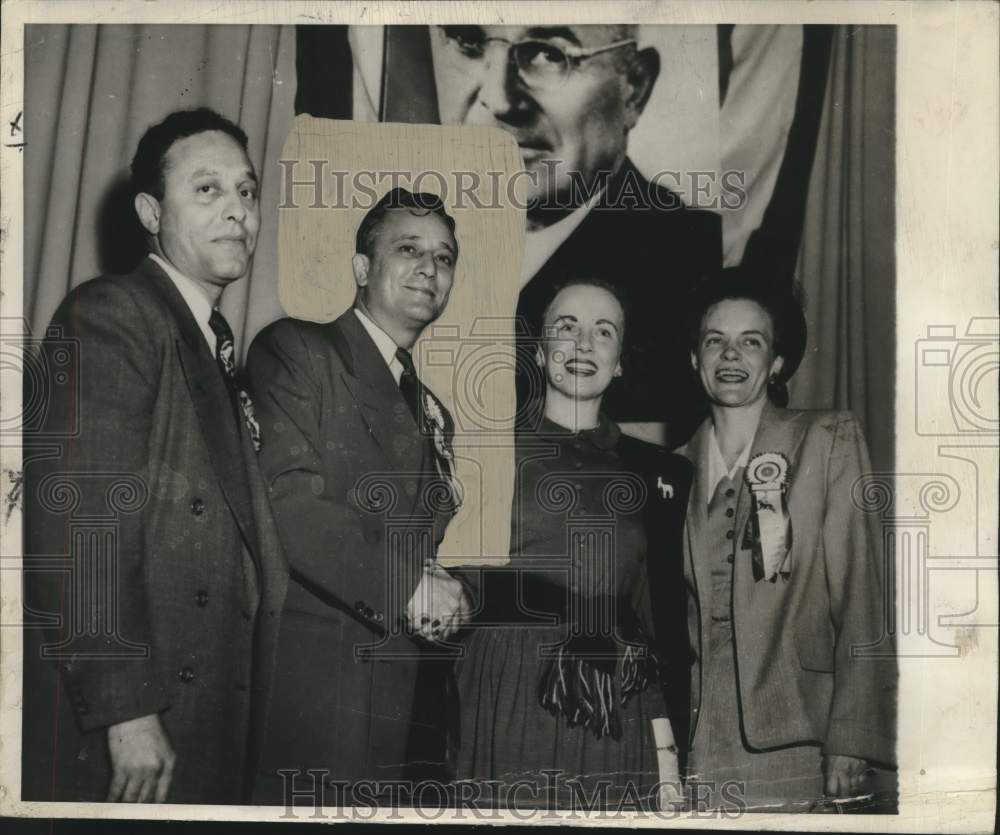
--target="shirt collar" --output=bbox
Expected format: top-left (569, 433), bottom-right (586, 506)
top-left (148, 254), bottom-right (217, 353)
top-left (538, 413), bottom-right (620, 451)
top-left (706, 426), bottom-right (752, 505)
top-left (520, 188), bottom-right (603, 285)
top-left (353, 307), bottom-right (404, 385)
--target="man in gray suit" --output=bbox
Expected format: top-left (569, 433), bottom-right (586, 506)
top-left (22, 108), bottom-right (288, 804)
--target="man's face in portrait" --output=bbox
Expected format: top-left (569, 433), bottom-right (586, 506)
top-left (431, 24), bottom-right (658, 216)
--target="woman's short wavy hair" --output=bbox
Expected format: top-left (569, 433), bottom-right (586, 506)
top-left (686, 266), bottom-right (808, 406)
top-left (537, 276), bottom-right (630, 338)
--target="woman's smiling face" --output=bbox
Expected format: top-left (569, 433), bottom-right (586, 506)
top-left (538, 283), bottom-right (625, 403)
top-left (692, 297), bottom-right (784, 409)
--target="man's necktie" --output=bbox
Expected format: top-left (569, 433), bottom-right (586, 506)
top-left (395, 347), bottom-right (422, 425)
top-left (208, 309), bottom-right (262, 452)
top-left (395, 346), bottom-right (461, 510)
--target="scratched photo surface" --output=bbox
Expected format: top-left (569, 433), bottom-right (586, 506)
top-left (1, 4), bottom-right (997, 831)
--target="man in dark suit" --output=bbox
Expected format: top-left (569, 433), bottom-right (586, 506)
top-left (246, 188), bottom-right (468, 804)
top-left (22, 108), bottom-right (288, 804)
top-left (431, 24), bottom-right (722, 443)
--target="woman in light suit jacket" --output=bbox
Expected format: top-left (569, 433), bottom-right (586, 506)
top-left (677, 269), bottom-right (896, 811)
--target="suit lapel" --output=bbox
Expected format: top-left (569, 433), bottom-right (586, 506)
top-left (329, 312), bottom-right (421, 470)
top-left (142, 260), bottom-right (261, 560)
top-left (682, 419), bottom-right (714, 612)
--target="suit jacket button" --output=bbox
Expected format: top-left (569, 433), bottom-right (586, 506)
top-left (725, 488), bottom-right (736, 499)
top-left (195, 590), bottom-right (209, 607)
top-left (354, 600), bottom-right (365, 613)
top-left (374, 612), bottom-right (384, 623)
top-left (725, 508), bottom-right (735, 518)
top-left (178, 667), bottom-right (195, 683)
top-left (726, 554), bottom-right (734, 564)
top-left (191, 498), bottom-right (205, 516)
top-left (726, 530), bottom-right (734, 540)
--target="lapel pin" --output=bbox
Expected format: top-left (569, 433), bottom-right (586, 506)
top-left (656, 477), bottom-right (674, 499)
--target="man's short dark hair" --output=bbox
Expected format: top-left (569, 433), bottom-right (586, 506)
top-left (131, 107), bottom-right (249, 201)
top-left (355, 188), bottom-right (458, 258)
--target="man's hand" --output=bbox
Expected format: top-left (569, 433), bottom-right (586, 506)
top-left (822, 754), bottom-right (869, 798)
top-left (106, 713), bottom-right (176, 803)
top-left (405, 563), bottom-right (470, 641)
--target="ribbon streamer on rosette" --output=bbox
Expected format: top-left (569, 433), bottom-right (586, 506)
top-left (424, 392), bottom-right (463, 510)
top-left (742, 452), bottom-right (792, 582)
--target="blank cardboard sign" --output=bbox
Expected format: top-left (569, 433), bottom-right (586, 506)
top-left (277, 115), bottom-right (524, 563)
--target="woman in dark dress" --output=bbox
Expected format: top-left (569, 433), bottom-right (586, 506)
top-left (452, 279), bottom-right (693, 810)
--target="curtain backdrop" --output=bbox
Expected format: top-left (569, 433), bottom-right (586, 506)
top-left (22, 24), bottom-right (894, 468)
top-left (24, 24), bottom-right (295, 358)
top-left (790, 26), bottom-right (896, 472)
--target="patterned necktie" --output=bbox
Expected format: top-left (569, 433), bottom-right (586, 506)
top-left (208, 309), bottom-right (262, 452)
top-left (395, 347), bottom-right (461, 510)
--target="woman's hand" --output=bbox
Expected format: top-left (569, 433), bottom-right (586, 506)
top-left (651, 717), bottom-right (684, 810)
top-left (656, 747), bottom-right (684, 810)
top-left (822, 754), bottom-right (869, 798)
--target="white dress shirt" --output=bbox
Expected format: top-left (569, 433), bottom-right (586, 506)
top-left (705, 426), bottom-right (752, 505)
top-left (353, 307), bottom-right (404, 385)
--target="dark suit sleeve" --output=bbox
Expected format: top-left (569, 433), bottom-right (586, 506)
top-left (24, 280), bottom-right (171, 732)
top-left (247, 320), bottom-right (424, 622)
top-left (821, 412), bottom-right (896, 765)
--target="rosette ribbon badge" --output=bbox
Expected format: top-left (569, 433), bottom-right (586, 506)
top-left (742, 452), bottom-right (792, 582)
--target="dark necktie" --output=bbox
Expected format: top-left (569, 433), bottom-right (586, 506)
top-left (394, 346), bottom-right (461, 510)
top-left (208, 309), bottom-right (262, 452)
top-left (395, 347), bottom-right (422, 425)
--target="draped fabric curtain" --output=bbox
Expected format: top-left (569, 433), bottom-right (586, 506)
top-left (790, 26), bottom-right (896, 472)
top-left (24, 24), bottom-right (296, 358)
